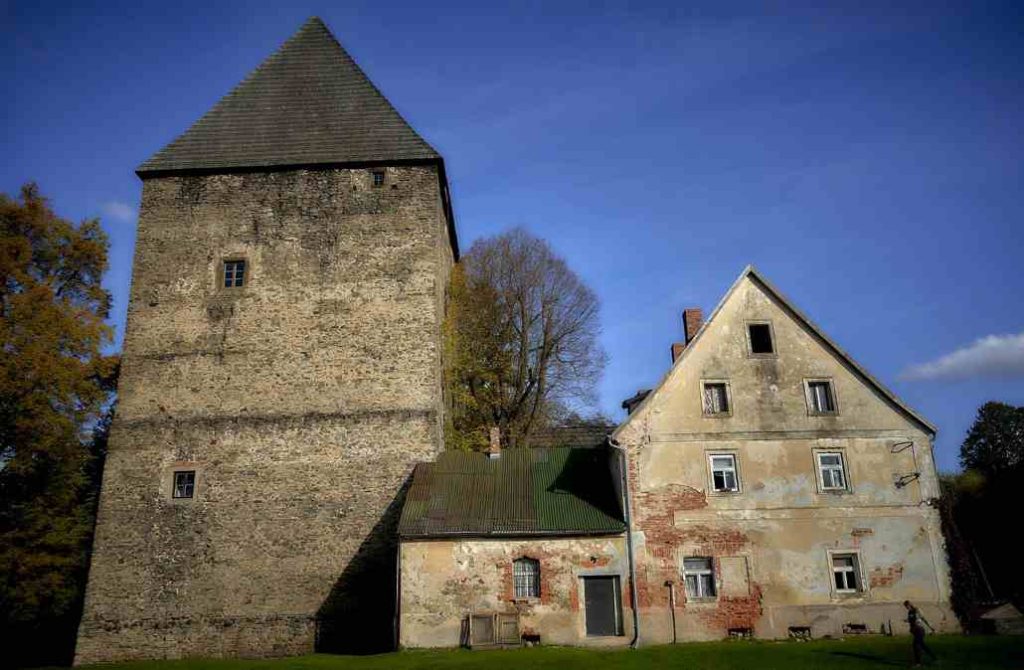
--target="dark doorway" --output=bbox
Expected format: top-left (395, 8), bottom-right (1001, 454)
top-left (583, 576), bottom-right (623, 637)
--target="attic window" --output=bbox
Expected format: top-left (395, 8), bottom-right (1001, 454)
top-left (223, 260), bottom-right (246, 288)
top-left (748, 323), bottom-right (774, 355)
top-left (372, 170), bottom-right (385, 187)
top-left (701, 382), bottom-right (731, 416)
top-left (807, 380), bottom-right (837, 414)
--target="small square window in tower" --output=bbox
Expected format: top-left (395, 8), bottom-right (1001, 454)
top-left (702, 382), bottom-right (730, 415)
top-left (223, 260), bottom-right (246, 288)
top-left (371, 170), bottom-right (385, 187)
top-left (749, 323), bottom-right (774, 354)
top-left (173, 471), bottom-right (195, 499)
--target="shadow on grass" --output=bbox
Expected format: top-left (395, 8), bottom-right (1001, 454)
top-left (820, 650), bottom-right (906, 667)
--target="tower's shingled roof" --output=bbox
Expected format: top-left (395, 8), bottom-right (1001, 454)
top-left (137, 17), bottom-right (440, 174)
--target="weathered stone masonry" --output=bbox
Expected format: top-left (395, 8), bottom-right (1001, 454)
top-left (75, 166), bottom-right (453, 663)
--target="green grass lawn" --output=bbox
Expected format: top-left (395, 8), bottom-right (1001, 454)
top-left (74, 636), bottom-right (1024, 670)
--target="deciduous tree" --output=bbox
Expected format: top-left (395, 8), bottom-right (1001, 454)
top-left (444, 228), bottom-right (606, 450)
top-left (0, 183), bottom-right (118, 665)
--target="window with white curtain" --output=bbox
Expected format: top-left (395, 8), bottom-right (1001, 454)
top-left (513, 558), bottom-right (540, 598)
top-left (683, 557), bottom-right (716, 599)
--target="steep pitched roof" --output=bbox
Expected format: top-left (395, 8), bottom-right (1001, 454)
top-left (613, 265), bottom-right (937, 438)
top-left (398, 448), bottom-right (625, 539)
top-left (137, 17), bottom-right (440, 174)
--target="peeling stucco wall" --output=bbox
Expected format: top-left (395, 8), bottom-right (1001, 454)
top-left (616, 273), bottom-right (956, 643)
top-left (400, 537), bottom-right (632, 648)
top-left (75, 166), bottom-right (454, 663)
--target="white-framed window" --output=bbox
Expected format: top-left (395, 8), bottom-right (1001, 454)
top-left (831, 553), bottom-right (862, 593)
top-left (683, 557), bottom-right (716, 600)
top-left (806, 379), bottom-right (837, 414)
top-left (513, 557), bottom-right (540, 599)
top-left (709, 453), bottom-right (739, 492)
top-left (747, 322), bottom-right (775, 355)
top-left (702, 381), bottom-right (731, 416)
top-left (173, 470), bottom-right (195, 499)
top-left (371, 169), bottom-right (385, 187)
top-left (817, 451), bottom-right (848, 491)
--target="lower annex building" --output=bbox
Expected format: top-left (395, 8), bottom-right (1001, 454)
top-left (397, 266), bottom-right (956, 647)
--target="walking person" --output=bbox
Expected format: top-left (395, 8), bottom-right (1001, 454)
top-left (904, 600), bottom-right (937, 666)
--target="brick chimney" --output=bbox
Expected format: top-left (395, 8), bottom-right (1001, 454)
top-left (486, 426), bottom-right (501, 459)
top-left (671, 342), bottom-right (685, 363)
top-left (683, 308), bottom-right (703, 344)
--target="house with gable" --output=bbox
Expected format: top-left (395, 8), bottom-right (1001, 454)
top-left (613, 265), bottom-right (957, 642)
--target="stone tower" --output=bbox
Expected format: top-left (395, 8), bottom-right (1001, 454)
top-left (75, 18), bottom-right (456, 663)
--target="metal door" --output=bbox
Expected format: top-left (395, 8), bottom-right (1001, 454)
top-left (583, 576), bottom-right (622, 636)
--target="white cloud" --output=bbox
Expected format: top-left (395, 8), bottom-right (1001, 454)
top-left (102, 201), bottom-right (135, 222)
top-left (901, 333), bottom-right (1024, 381)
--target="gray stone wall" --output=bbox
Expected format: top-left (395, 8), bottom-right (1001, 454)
top-left (75, 165), bottom-right (454, 663)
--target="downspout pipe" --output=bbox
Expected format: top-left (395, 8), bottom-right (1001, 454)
top-left (608, 436), bottom-right (640, 649)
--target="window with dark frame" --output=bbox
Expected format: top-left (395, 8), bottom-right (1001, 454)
top-left (223, 260), bottom-right (246, 288)
top-left (702, 382), bottom-right (730, 415)
top-left (808, 380), bottom-right (836, 413)
top-left (832, 553), bottom-right (861, 593)
top-left (173, 471), bottom-right (195, 499)
top-left (709, 454), bottom-right (739, 492)
top-left (683, 557), bottom-right (716, 599)
top-left (513, 558), bottom-right (540, 598)
top-left (372, 170), bottom-right (385, 187)
top-left (749, 323), bottom-right (774, 354)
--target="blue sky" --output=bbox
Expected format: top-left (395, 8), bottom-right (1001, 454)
top-left (3, 1), bottom-right (1022, 471)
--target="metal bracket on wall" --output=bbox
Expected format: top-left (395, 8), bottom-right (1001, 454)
top-left (894, 472), bottom-right (921, 488)
top-left (890, 441), bottom-right (914, 454)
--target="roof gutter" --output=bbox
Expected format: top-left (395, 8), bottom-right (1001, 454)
top-left (608, 435), bottom-right (640, 649)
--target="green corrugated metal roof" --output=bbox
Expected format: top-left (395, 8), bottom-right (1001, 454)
top-left (398, 447), bottom-right (625, 539)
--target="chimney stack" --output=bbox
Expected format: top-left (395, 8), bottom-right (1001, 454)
top-left (683, 308), bottom-right (703, 344)
top-left (486, 426), bottom-right (501, 459)
top-left (671, 342), bottom-right (685, 363)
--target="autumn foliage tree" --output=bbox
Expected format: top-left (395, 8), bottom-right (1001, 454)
top-left (444, 228), bottom-right (606, 450)
top-left (0, 183), bottom-right (118, 665)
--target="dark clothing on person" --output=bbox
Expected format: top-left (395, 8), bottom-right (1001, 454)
top-left (907, 605), bottom-right (936, 666)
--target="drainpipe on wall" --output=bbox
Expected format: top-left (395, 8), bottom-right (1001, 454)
top-left (664, 580), bottom-right (677, 644)
top-left (608, 436), bottom-right (640, 649)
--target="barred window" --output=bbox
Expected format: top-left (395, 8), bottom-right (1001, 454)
top-left (513, 558), bottom-right (540, 599)
top-left (683, 557), bottom-right (716, 600)
top-left (702, 382), bottom-right (730, 415)
top-left (173, 471), bottom-right (195, 499)
top-left (223, 260), bottom-right (246, 288)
